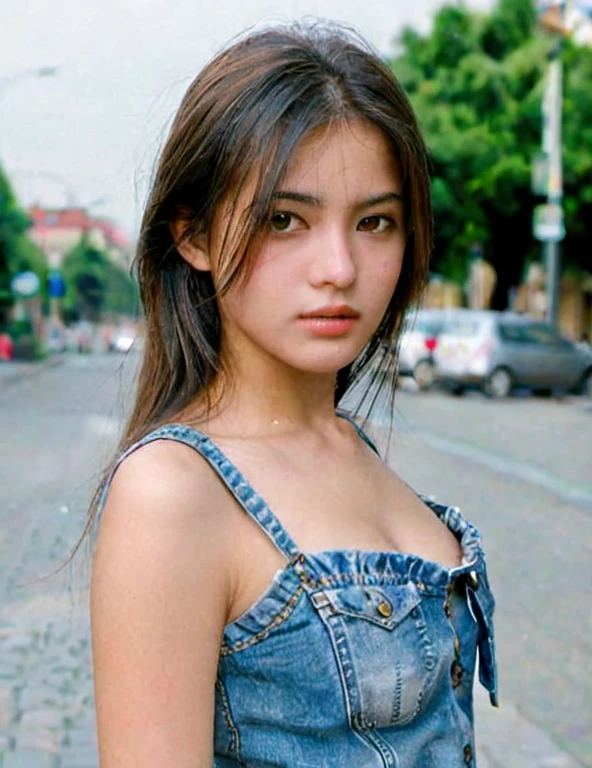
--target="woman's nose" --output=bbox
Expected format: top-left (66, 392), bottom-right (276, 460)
top-left (308, 230), bottom-right (356, 289)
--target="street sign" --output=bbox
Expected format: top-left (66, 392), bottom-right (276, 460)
top-left (531, 152), bottom-right (550, 195)
top-left (48, 271), bottom-right (66, 298)
top-left (533, 203), bottom-right (565, 241)
top-left (10, 271), bottom-right (40, 298)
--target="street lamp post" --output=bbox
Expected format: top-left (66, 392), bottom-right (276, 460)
top-left (544, 38), bottom-right (564, 328)
top-left (534, 1), bottom-right (567, 329)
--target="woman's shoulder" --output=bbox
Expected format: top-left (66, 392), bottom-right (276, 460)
top-left (98, 427), bottom-right (232, 534)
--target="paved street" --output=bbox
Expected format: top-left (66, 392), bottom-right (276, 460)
top-left (0, 354), bottom-right (590, 767)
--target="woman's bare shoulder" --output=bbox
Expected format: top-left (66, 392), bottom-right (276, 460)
top-left (102, 436), bottom-right (230, 528)
top-left (91, 437), bottom-right (229, 766)
top-left (94, 436), bottom-right (236, 587)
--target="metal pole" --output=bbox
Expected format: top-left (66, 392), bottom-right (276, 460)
top-left (543, 6), bottom-right (565, 329)
top-left (544, 239), bottom-right (560, 325)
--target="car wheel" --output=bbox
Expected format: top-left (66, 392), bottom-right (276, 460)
top-left (484, 367), bottom-right (513, 398)
top-left (413, 359), bottom-right (435, 390)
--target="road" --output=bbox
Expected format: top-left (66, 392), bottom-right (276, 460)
top-left (0, 354), bottom-right (590, 767)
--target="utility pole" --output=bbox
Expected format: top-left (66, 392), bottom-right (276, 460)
top-left (544, 38), bottom-right (563, 328)
top-left (534, 1), bottom-right (568, 329)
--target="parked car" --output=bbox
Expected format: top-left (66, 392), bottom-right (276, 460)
top-left (109, 326), bottom-right (139, 354)
top-left (433, 310), bottom-right (592, 398)
top-left (397, 309), bottom-right (448, 389)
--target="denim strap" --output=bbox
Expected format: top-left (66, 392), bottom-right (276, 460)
top-left (98, 423), bottom-right (300, 561)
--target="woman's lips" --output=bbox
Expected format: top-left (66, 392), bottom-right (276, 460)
top-left (298, 306), bottom-right (359, 337)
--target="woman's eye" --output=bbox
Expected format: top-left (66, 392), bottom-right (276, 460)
top-left (358, 215), bottom-right (394, 234)
top-left (269, 212), bottom-right (302, 233)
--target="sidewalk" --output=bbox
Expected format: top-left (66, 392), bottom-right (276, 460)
top-left (474, 684), bottom-right (585, 767)
top-left (0, 356), bottom-right (64, 391)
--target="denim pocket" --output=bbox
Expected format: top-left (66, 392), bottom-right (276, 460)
top-left (310, 582), bottom-right (440, 729)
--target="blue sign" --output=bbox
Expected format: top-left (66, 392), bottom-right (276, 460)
top-left (48, 271), bottom-right (66, 299)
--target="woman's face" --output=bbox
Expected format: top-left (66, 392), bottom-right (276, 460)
top-left (214, 119), bottom-right (406, 375)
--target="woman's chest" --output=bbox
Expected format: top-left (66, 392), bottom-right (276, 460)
top-left (223, 443), bottom-right (461, 565)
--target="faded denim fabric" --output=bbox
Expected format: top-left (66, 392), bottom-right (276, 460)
top-left (99, 417), bottom-right (498, 768)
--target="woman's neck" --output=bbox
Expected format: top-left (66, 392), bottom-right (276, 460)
top-left (185, 352), bottom-right (341, 438)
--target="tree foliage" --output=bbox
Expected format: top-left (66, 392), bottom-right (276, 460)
top-left (389, 0), bottom-right (592, 307)
top-left (0, 165), bottom-right (48, 323)
top-left (61, 234), bottom-right (137, 322)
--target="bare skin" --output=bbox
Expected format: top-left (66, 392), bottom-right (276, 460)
top-left (91, 120), bottom-right (461, 767)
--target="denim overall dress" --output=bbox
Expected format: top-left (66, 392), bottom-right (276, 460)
top-left (99, 416), bottom-right (498, 767)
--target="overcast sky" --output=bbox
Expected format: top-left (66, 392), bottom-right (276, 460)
top-left (1, 0), bottom-right (492, 237)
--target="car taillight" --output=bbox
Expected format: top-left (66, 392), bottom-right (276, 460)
top-left (425, 337), bottom-right (437, 352)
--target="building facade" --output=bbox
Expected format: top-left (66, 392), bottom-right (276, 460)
top-left (28, 206), bottom-right (133, 271)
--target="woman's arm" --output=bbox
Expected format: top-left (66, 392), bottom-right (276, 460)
top-left (91, 441), bottom-right (232, 767)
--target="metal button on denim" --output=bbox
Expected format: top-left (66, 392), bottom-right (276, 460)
top-left (376, 599), bottom-right (392, 618)
top-left (467, 571), bottom-right (479, 589)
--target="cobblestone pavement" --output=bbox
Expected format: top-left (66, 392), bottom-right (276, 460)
top-left (0, 355), bottom-right (590, 767)
top-left (0, 354), bottom-right (122, 768)
top-left (0, 514), bottom-right (97, 768)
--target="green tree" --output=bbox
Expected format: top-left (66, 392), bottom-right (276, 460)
top-left (390, 0), bottom-right (592, 307)
top-left (61, 234), bottom-right (137, 322)
top-left (0, 165), bottom-right (48, 325)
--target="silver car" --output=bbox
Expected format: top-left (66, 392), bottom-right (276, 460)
top-left (397, 309), bottom-right (448, 389)
top-left (433, 310), bottom-right (592, 398)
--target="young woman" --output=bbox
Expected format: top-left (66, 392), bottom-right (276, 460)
top-left (89, 22), bottom-right (497, 768)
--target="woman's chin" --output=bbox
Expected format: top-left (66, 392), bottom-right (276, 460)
top-left (282, 351), bottom-right (362, 375)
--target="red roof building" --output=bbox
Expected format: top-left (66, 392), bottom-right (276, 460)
top-left (28, 206), bottom-right (132, 270)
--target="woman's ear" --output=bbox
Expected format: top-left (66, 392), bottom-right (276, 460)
top-left (170, 219), bottom-right (210, 272)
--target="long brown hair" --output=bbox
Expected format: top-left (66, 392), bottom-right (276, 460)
top-left (74, 21), bottom-right (432, 559)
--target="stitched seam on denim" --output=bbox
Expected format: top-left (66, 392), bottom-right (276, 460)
top-left (304, 573), bottom-right (446, 594)
top-left (220, 586), bottom-right (305, 655)
top-left (391, 660), bottom-right (403, 723)
top-left (350, 729), bottom-right (395, 766)
top-left (362, 728), bottom-right (399, 767)
top-left (305, 573), bottom-right (403, 588)
top-left (405, 605), bottom-right (438, 724)
top-left (215, 676), bottom-right (243, 763)
top-left (321, 615), bottom-right (360, 731)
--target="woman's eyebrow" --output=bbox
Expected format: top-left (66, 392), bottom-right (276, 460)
top-left (271, 190), bottom-right (403, 208)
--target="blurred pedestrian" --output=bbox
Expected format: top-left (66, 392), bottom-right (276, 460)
top-left (0, 332), bottom-right (14, 361)
top-left (87, 22), bottom-right (498, 767)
